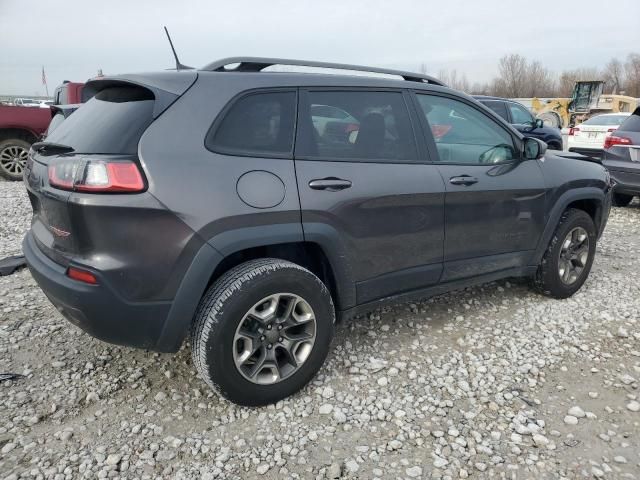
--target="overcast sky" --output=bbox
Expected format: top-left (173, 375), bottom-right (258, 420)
top-left (1, 0), bottom-right (639, 96)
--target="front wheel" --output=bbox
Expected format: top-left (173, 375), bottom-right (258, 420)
top-left (533, 209), bottom-right (597, 299)
top-left (191, 259), bottom-right (335, 406)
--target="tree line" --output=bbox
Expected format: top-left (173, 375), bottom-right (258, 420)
top-left (429, 53), bottom-right (640, 98)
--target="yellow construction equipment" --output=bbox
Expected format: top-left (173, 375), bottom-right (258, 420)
top-left (530, 81), bottom-right (637, 128)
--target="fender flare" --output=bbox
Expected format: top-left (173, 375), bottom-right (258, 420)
top-left (154, 222), bottom-right (356, 352)
top-left (531, 187), bottom-right (605, 266)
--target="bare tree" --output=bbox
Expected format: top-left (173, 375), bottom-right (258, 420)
top-left (493, 54), bottom-right (528, 97)
top-left (557, 68), bottom-right (600, 97)
top-left (438, 69), bottom-right (470, 92)
top-left (602, 58), bottom-right (625, 94)
top-left (624, 53), bottom-right (640, 97)
top-left (524, 61), bottom-right (556, 97)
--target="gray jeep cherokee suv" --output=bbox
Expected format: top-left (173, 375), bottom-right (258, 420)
top-left (23, 58), bottom-right (612, 405)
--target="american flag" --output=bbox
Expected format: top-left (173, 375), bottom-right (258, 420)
top-left (41, 66), bottom-right (47, 86)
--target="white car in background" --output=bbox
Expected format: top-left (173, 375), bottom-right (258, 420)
top-left (568, 112), bottom-right (631, 158)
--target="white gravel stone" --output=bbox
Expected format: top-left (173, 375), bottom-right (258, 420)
top-left (626, 401), bottom-right (640, 412)
top-left (567, 406), bottom-right (586, 418)
top-left (564, 415), bottom-right (579, 425)
top-left (406, 466), bottom-right (422, 477)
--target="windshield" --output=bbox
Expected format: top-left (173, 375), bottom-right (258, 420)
top-left (583, 115), bottom-right (629, 126)
top-left (45, 85), bottom-right (154, 154)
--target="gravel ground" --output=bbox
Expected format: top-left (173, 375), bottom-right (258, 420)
top-left (1, 178), bottom-right (639, 480)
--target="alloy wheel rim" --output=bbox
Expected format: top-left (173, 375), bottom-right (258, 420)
top-left (557, 226), bottom-right (590, 285)
top-left (233, 293), bottom-right (317, 385)
top-left (0, 145), bottom-right (28, 176)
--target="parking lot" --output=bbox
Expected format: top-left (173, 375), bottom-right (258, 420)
top-left (0, 177), bottom-right (639, 479)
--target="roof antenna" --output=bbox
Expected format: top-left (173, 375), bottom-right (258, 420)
top-left (164, 26), bottom-right (193, 70)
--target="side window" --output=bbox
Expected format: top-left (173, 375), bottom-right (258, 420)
top-left (508, 103), bottom-right (534, 124)
top-left (482, 101), bottom-right (509, 121)
top-left (296, 90), bottom-right (417, 162)
top-left (416, 94), bottom-right (517, 164)
top-left (206, 91), bottom-right (296, 157)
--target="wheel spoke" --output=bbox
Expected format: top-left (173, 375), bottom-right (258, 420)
top-left (279, 295), bottom-right (297, 323)
top-left (573, 245), bottom-right (589, 267)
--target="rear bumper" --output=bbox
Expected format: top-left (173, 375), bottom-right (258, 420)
top-left (607, 168), bottom-right (640, 196)
top-left (23, 231), bottom-right (172, 351)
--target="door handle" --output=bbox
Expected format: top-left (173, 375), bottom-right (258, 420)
top-left (449, 175), bottom-right (478, 186)
top-left (309, 177), bottom-right (352, 191)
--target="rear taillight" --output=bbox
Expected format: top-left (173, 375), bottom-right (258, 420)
top-left (569, 127), bottom-right (579, 136)
top-left (67, 266), bottom-right (98, 284)
top-left (48, 159), bottom-right (144, 193)
top-left (604, 135), bottom-right (632, 150)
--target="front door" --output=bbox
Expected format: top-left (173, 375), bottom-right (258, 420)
top-left (413, 92), bottom-right (547, 282)
top-left (294, 89), bottom-right (446, 305)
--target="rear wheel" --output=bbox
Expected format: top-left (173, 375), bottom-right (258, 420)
top-left (533, 208), bottom-right (596, 299)
top-left (538, 112), bottom-right (561, 129)
top-left (612, 193), bottom-right (633, 207)
top-left (191, 258), bottom-right (335, 406)
top-left (0, 138), bottom-right (31, 181)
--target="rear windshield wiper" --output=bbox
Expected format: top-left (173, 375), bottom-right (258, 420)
top-left (31, 141), bottom-right (75, 156)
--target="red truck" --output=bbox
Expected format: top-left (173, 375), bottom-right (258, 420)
top-left (0, 105), bottom-right (52, 180)
top-left (53, 81), bottom-right (86, 105)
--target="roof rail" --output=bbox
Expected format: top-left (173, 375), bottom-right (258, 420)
top-left (201, 57), bottom-right (445, 86)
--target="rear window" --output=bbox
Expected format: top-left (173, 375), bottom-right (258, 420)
top-left (617, 108), bottom-right (640, 133)
top-left (44, 85), bottom-right (154, 154)
top-left (206, 91), bottom-right (296, 157)
top-left (582, 114), bottom-right (629, 126)
top-left (481, 100), bottom-right (508, 121)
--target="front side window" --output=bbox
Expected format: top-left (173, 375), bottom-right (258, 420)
top-left (296, 90), bottom-right (417, 162)
top-left (508, 103), bottom-right (534, 124)
top-left (207, 91), bottom-right (296, 157)
top-left (416, 94), bottom-right (517, 164)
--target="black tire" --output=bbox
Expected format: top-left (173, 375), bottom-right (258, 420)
top-left (0, 138), bottom-right (31, 181)
top-left (547, 141), bottom-right (562, 151)
top-left (191, 258), bottom-right (335, 406)
top-left (533, 208), bottom-right (597, 299)
top-left (612, 193), bottom-right (633, 207)
top-left (538, 112), bottom-right (561, 129)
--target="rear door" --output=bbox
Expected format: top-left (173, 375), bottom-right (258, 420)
top-left (294, 89), bottom-right (445, 305)
top-left (413, 92), bottom-right (546, 282)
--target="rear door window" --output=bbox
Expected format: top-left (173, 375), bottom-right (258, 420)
top-left (45, 85), bottom-right (154, 154)
top-left (206, 91), bottom-right (296, 157)
top-left (296, 90), bottom-right (417, 162)
top-left (481, 100), bottom-right (509, 121)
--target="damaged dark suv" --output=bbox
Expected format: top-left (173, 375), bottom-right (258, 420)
top-left (23, 58), bottom-right (612, 405)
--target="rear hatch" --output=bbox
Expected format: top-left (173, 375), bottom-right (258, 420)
top-left (604, 108), bottom-right (640, 164)
top-left (24, 72), bottom-right (197, 265)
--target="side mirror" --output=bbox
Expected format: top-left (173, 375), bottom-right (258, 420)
top-left (534, 118), bottom-right (544, 129)
top-left (523, 137), bottom-right (547, 160)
